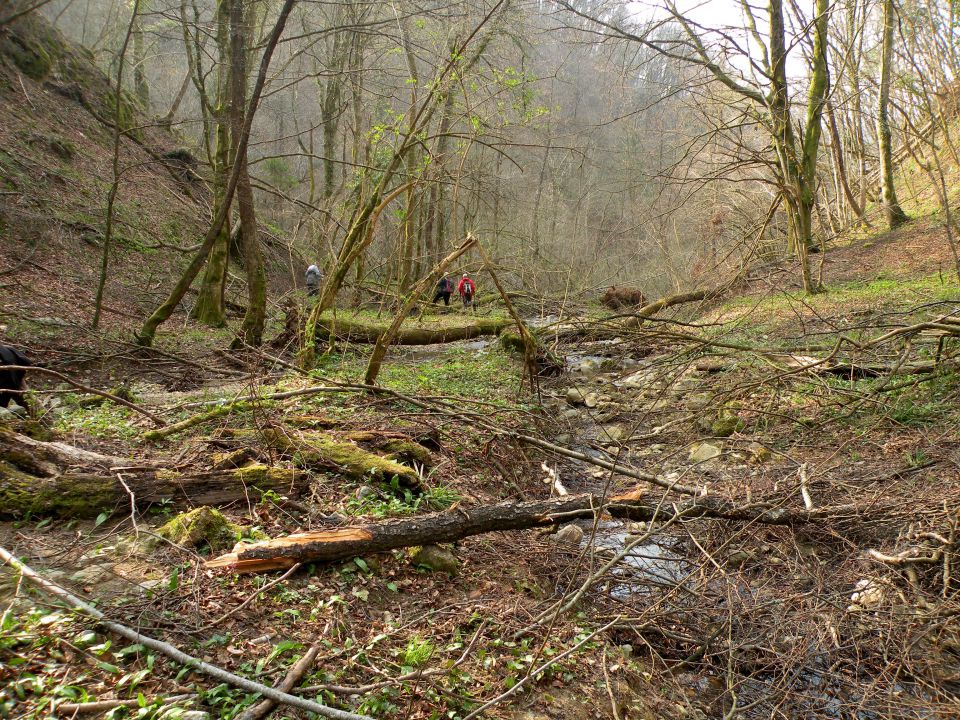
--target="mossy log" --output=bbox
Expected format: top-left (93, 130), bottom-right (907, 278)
top-left (261, 428), bottom-right (423, 489)
top-left (144, 401), bottom-right (261, 442)
top-left (342, 431), bottom-right (435, 468)
top-left (206, 490), bottom-right (864, 573)
top-left (315, 315), bottom-right (509, 345)
top-left (0, 429), bottom-right (310, 518)
top-left (0, 464), bottom-right (308, 519)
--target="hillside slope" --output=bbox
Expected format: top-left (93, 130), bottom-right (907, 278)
top-left (0, 13), bottom-right (294, 378)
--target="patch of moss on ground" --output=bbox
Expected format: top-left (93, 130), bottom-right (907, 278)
top-left (154, 506), bottom-right (240, 551)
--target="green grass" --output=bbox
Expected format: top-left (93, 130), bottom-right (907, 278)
top-left (714, 274), bottom-right (960, 345)
top-left (313, 345), bottom-right (524, 404)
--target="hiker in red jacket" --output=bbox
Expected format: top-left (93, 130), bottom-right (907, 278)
top-left (457, 273), bottom-right (476, 310)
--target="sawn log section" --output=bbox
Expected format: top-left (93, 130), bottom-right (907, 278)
top-left (207, 490), bottom-right (865, 573)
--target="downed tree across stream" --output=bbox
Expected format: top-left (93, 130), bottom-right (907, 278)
top-left (206, 490), bottom-right (876, 573)
top-left (315, 312), bottom-right (510, 345)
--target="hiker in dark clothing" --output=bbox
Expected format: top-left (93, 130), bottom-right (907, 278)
top-left (305, 264), bottom-right (321, 296)
top-left (0, 344), bottom-right (31, 413)
top-left (432, 274), bottom-right (453, 306)
top-left (457, 273), bottom-right (476, 310)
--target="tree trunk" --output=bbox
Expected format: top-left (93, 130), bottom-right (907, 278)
top-left (206, 490), bottom-right (876, 573)
top-left (316, 313), bottom-right (508, 345)
top-left (231, 0), bottom-right (265, 346)
top-left (137, 0), bottom-right (297, 346)
top-left (877, 0), bottom-right (908, 229)
top-left (0, 429), bottom-right (309, 518)
top-left (191, 0), bottom-right (234, 328)
top-left (132, 2), bottom-right (150, 112)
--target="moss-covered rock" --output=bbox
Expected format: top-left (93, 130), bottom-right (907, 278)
top-left (711, 412), bottom-right (745, 437)
top-left (410, 544), bottom-right (459, 575)
top-left (153, 506), bottom-right (240, 551)
top-left (499, 330), bottom-right (525, 353)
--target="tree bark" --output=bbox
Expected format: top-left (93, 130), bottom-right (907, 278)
top-left (315, 314), bottom-right (509, 345)
top-left (137, 0), bottom-right (298, 346)
top-left (191, 0), bottom-right (234, 327)
top-left (231, 0), bottom-right (266, 346)
top-left (206, 490), bottom-right (874, 573)
top-left (877, 0), bottom-right (908, 229)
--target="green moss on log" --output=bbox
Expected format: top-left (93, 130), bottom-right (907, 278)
top-left (263, 429), bottom-right (422, 487)
top-left (380, 439), bottom-right (433, 467)
top-left (0, 466), bottom-right (117, 518)
top-left (316, 314), bottom-right (509, 345)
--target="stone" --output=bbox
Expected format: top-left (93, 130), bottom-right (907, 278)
top-left (153, 506), bottom-right (240, 552)
top-left (726, 550), bottom-right (752, 568)
top-left (355, 485), bottom-right (376, 500)
top-left (0, 406), bottom-right (18, 423)
top-left (711, 413), bottom-right (744, 437)
top-left (746, 442), bottom-right (771, 464)
top-left (686, 393), bottom-right (712, 410)
top-left (552, 524), bottom-right (584, 545)
top-left (689, 442), bottom-right (722, 463)
top-left (562, 408), bottom-right (580, 420)
top-left (410, 544), bottom-right (459, 575)
top-left (848, 579), bottom-right (884, 611)
top-left (601, 425), bottom-right (625, 442)
top-left (620, 370), bottom-right (652, 389)
top-left (583, 393), bottom-right (599, 408)
top-left (554, 434), bottom-right (572, 445)
top-left (70, 564), bottom-right (114, 585)
top-left (566, 387), bottom-right (587, 406)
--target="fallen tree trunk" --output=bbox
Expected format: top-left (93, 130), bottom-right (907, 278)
top-left (0, 427), bottom-right (134, 476)
top-left (316, 314), bottom-right (509, 345)
top-left (0, 428), bottom-right (310, 518)
top-left (0, 464), bottom-right (309, 519)
top-left (542, 286), bottom-right (726, 342)
top-left (206, 490), bottom-right (871, 573)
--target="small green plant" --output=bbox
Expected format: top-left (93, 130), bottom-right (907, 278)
top-left (402, 636), bottom-right (435, 669)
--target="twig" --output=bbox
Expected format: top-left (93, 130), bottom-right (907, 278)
top-left (200, 563), bottom-right (302, 631)
top-left (236, 642), bottom-right (321, 720)
top-left (0, 546), bottom-right (372, 720)
top-left (116, 472), bottom-right (139, 536)
top-left (602, 646), bottom-right (622, 720)
top-left (55, 693), bottom-right (195, 715)
top-left (798, 463), bottom-right (814, 511)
